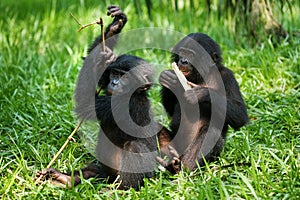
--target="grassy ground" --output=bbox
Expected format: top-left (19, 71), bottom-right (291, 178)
top-left (0, 0), bottom-right (299, 199)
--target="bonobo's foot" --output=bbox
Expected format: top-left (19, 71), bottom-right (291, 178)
top-left (35, 168), bottom-right (74, 188)
top-left (156, 145), bottom-right (181, 174)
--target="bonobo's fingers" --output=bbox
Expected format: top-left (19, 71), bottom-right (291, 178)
top-left (159, 70), bottom-right (178, 88)
top-left (96, 47), bottom-right (115, 66)
top-left (107, 6), bottom-right (123, 17)
top-left (169, 157), bottom-right (181, 174)
top-left (156, 156), bottom-right (169, 167)
top-left (156, 145), bottom-right (181, 174)
top-left (47, 168), bottom-right (72, 186)
top-left (187, 81), bottom-right (198, 88)
top-left (34, 168), bottom-right (57, 181)
top-left (107, 5), bottom-right (118, 9)
top-left (156, 156), bottom-right (181, 174)
top-left (104, 47), bottom-right (116, 64)
top-left (34, 170), bottom-right (47, 182)
top-left (105, 54), bottom-right (116, 64)
top-left (168, 145), bottom-right (180, 158)
top-left (107, 5), bottom-right (119, 14)
top-left (163, 70), bottom-right (178, 81)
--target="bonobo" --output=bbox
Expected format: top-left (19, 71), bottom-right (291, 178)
top-left (35, 5), bottom-right (171, 190)
top-left (36, 55), bottom-right (162, 190)
top-left (157, 33), bottom-right (249, 174)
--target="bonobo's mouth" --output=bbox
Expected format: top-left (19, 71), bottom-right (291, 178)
top-left (107, 89), bottom-right (113, 96)
top-left (178, 65), bottom-right (192, 77)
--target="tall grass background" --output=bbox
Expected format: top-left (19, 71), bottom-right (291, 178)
top-left (0, 0), bottom-right (299, 199)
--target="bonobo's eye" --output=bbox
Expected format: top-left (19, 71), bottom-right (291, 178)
top-left (121, 74), bottom-right (128, 81)
top-left (179, 47), bottom-right (195, 62)
top-left (109, 72), bottom-right (120, 82)
top-left (110, 69), bottom-right (126, 79)
top-left (110, 70), bottom-right (118, 76)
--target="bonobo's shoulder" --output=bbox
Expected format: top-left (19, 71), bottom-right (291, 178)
top-left (219, 66), bottom-right (239, 84)
top-left (219, 65), bottom-right (234, 76)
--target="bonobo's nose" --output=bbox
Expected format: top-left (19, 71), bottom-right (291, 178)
top-left (112, 79), bottom-right (119, 86)
top-left (180, 58), bottom-right (189, 65)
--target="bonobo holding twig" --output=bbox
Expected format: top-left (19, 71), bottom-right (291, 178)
top-left (35, 5), bottom-right (171, 190)
top-left (157, 33), bottom-right (249, 174)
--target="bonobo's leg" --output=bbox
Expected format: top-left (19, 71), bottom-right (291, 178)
top-left (117, 140), bottom-right (155, 190)
top-left (35, 164), bottom-right (108, 188)
top-left (178, 125), bottom-right (227, 170)
top-left (157, 124), bottom-right (216, 174)
top-left (179, 125), bottom-right (212, 170)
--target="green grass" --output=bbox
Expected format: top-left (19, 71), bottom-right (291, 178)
top-left (0, 0), bottom-right (299, 199)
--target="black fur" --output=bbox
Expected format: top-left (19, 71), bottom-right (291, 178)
top-left (159, 33), bottom-right (249, 173)
top-left (93, 54), bottom-right (157, 190)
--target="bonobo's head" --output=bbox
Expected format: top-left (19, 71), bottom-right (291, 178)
top-left (99, 55), bottom-right (154, 96)
top-left (172, 33), bottom-right (223, 82)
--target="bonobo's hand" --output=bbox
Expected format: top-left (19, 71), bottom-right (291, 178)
top-left (159, 70), bottom-right (180, 90)
top-left (156, 145), bottom-right (181, 174)
top-left (107, 5), bottom-right (127, 34)
top-left (184, 87), bottom-right (210, 104)
top-left (95, 47), bottom-right (116, 67)
top-left (103, 47), bottom-right (116, 65)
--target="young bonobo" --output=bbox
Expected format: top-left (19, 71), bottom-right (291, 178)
top-left (36, 5), bottom-right (171, 190)
top-left (157, 33), bottom-right (249, 174)
top-left (89, 54), bottom-right (160, 190)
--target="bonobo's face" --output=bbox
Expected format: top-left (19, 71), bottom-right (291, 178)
top-left (106, 68), bottom-right (152, 95)
top-left (177, 47), bottom-right (195, 77)
top-left (107, 69), bottom-right (127, 95)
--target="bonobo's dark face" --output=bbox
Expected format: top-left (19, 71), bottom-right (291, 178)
top-left (177, 47), bottom-right (195, 77)
top-left (106, 68), bottom-right (152, 96)
top-left (107, 69), bottom-right (127, 95)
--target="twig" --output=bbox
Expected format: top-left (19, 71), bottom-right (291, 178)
top-left (34, 119), bottom-right (84, 184)
top-left (99, 18), bottom-right (106, 52)
top-left (69, 13), bottom-right (106, 52)
top-left (70, 13), bottom-right (103, 32)
top-left (47, 119), bottom-right (84, 169)
top-left (69, 12), bottom-right (83, 27)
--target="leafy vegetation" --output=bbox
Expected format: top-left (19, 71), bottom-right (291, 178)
top-left (0, 0), bottom-right (299, 199)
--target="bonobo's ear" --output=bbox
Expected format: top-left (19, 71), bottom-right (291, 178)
top-left (212, 52), bottom-right (219, 63)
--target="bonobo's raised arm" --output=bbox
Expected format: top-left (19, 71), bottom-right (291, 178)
top-left (75, 6), bottom-right (127, 120)
top-left (88, 5), bottom-right (127, 53)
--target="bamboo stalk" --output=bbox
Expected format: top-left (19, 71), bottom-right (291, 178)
top-left (172, 62), bottom-right (191, 91)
